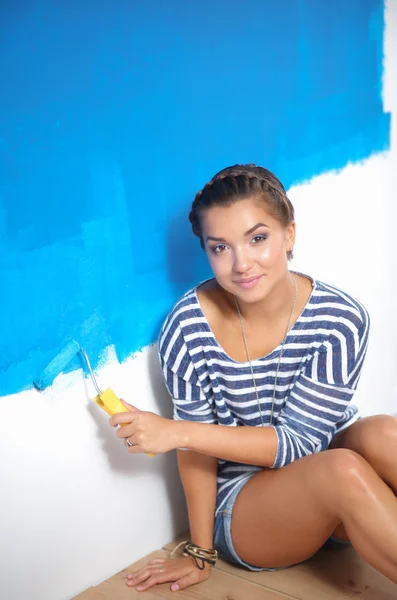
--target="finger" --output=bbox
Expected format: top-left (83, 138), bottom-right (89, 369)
top-left (126, 562), bottom-right (167, 584)
top-left (126, 567), bottom-right (152, 587)
top-left (124, 437), bottom-right (140, 449)
top-left (127, 444), bottom-right (146, 454)
top-left (120, 398), bottom-right (139, 412)
top-left (123, 437), bottom-right (136, 447)
top-left (149, 558), bottom-right (166, 564)
top-left (135, 575), bottom-right (167, 592)
top-left (126, 558), bottom-right (165, 577)
top-left (116, 425), bottom-right (135, 440)
top-left (124, 436), bottom-right (139, 450)
top-left (173, 570), bottom-right (200, 591)
top-left (109, 412), bottom-right (137, 427)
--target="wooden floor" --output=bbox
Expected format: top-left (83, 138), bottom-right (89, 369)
top-left (73, 532), bottom-right (397, 599)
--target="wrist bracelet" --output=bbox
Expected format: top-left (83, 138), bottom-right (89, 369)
top-left (170, 540), bottom-right (218, 570)
top-left (183, 542), bottom-right (218, 570)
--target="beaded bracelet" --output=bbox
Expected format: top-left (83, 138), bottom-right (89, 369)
top-left (170, 540), bottom-right (218, 570)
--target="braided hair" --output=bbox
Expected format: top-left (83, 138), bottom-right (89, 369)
top-left (189, 164), bottom-right (295, 259)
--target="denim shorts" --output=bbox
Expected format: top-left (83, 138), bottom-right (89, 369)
top-left (213, 474), bottom-right (352, 571)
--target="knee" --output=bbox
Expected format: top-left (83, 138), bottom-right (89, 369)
top-left (325, 448), bottom-right (373, 490)
top-left (372, 414), bottom-right (397, 443)
top-left (307, 449), bottom-right (373, 511)
top-left (359, 414), bottom-right (397, 453)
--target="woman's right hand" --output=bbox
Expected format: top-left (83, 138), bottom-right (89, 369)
top-left (125, 554), bottom-right (212, 593)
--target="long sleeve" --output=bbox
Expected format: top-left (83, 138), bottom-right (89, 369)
top-left (272, 305), bottom-right (370, 469)
top-left (163, 362), bottom-right (216, 424)
top-left (158, 315), bottom-right (216, 424)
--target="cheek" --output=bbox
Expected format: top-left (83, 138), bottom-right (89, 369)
top-left (257, 238), bottom-right (285, 263)
top-left (206, 252), bottom-right (234, 283)
top-left (207, 253), bottom-right (227, 275)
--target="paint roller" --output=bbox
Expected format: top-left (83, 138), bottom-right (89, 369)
top-left (34, 339), bottom-right (155, 456)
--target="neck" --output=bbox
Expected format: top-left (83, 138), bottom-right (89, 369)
top-left (229, 271), bottom-right (297, 322)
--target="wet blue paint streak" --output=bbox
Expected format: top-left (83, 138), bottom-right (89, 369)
top-left (0, 0), bottom-right (390, 395)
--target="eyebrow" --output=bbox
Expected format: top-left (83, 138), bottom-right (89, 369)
top-left (205, 222), bottom-right (269, 243)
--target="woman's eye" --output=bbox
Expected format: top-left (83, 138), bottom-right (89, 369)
top-left (251, 235), bottom-right (267, 244)
top-left (212, 244), bottom-right (227, 254)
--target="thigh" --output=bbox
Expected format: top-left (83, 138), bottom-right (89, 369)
top-left (231, 448), bottom-right (359, 569)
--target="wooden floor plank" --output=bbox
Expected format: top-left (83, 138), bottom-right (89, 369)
top-left (148, 567), bottom-right (295, 600)
top-left (71, 551), bottom-right (166, 599)
top-left (72, 589), bottom-right (101, 600)
top-left (72, 549), bottom-right (293, 600)
top-left (163, 533), bottom-right (397, 600)
top-left (73, 532), bottom-right (397, 600)
top-left (163, 533), bottom-right (188, 554)
top-left (215, 548), bottom-right (397, 600)
top-left (300, 546), bottom-right (397, 600)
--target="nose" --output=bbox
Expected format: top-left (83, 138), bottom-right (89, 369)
top-left (233, 247), bottom-right (253, 274)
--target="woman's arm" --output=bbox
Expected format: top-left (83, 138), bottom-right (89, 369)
top-left (114, 318), bottom-right (368, 467)
top-left (112, 409), bottom-right (279, 466)
top-left (177, 449), bottom-right (218, 548)
top-left (171, 307), bottom-right (370, 467)
top-left (119, 446), bottom-right (217, 594)
top-left (114, 299), bottom-right (369, 468)
top-left (176, 422), bottom-right (278, 467)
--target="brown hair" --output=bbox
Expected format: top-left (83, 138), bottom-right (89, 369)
top-left (189, 163), bottom-right (295, 259)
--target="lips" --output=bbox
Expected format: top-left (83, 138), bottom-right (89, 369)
top-left (234, 275), bottom-right (263, 289)
top-left (234, 275), bottom-right (262, 284)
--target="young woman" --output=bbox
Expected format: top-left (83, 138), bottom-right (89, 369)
top-left (111, 164), bottom-right (397, 592)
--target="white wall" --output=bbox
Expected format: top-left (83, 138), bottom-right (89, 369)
top-left (291, 0), bottom-right (397, 417)
top-left (0, 3), bottom-right (396, 600)
top-left (0, 346), bottom-right (188, 600)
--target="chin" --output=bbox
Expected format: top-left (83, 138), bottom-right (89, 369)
top-left (230, 281), bottom-right (269, 303)
top-left (235, 288), bottom-right (267, 304)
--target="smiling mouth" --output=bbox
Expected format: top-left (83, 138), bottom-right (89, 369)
top-left (234, 275), bottom-right (262, 283)
top-left (234, 275), bottom-right (263, 288)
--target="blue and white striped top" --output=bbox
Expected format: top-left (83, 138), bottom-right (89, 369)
top-left (158, 273), bottom-right (370, 515)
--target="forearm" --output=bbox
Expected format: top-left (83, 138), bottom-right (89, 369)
top-left (176, 422), bottom-right (278, 467)
top-left (177, 449), bottom-right (218, 548)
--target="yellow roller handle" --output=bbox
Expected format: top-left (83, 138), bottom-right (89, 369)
top-left (94, 388), bottom-right (155, 457)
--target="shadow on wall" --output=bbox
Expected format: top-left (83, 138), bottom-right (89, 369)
top-left (86, 346), bottom-right (175, 470)
top-left (88, 401), bottom-right (186, 531)
top-left (82, 191), bottom-right (210, 534)
top-left (146, 347), bottom-right (189, 533)
top-left (140, 204), bottom-right (210, 357)
top-left (166, 206), bottom-right (211, 296)
top-left (87, 344), bottom-right (187, 531)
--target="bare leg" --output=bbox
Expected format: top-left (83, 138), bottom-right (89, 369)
top-left (231, 448), bottom-right (397, 584)
top-left (331, 415), bottom-right (397, 490)
top-left (329, 414), bottom-right (397, 541)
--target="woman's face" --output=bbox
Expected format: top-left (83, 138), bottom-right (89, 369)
top-left (201, 196), bottom-right (295, 303)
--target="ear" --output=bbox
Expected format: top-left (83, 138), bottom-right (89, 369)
top-left (285, 221), bottom-right (296, 255)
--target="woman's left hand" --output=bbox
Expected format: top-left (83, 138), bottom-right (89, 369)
top-left (109, 400), bottom-right (182, 454)
top-left (125, 555), bottom-right (211, 593)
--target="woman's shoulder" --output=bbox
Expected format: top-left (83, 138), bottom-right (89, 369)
top-left (312, 277), bottom-right (370, 332)
top-left (158, 279), bottom-right (211, 356)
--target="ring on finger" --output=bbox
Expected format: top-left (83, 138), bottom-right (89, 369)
top-left (126, 439), bottom-right (133, 447)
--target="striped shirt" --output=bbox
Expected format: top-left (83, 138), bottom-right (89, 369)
top-left (158, 273), bottom-right (370, 515)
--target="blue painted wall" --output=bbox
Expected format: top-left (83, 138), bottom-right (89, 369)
top-left (0, 0), bottom-right (390, 395)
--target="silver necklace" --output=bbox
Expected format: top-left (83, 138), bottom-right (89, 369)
top-left (234, 274), bottom-right (298, 426)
